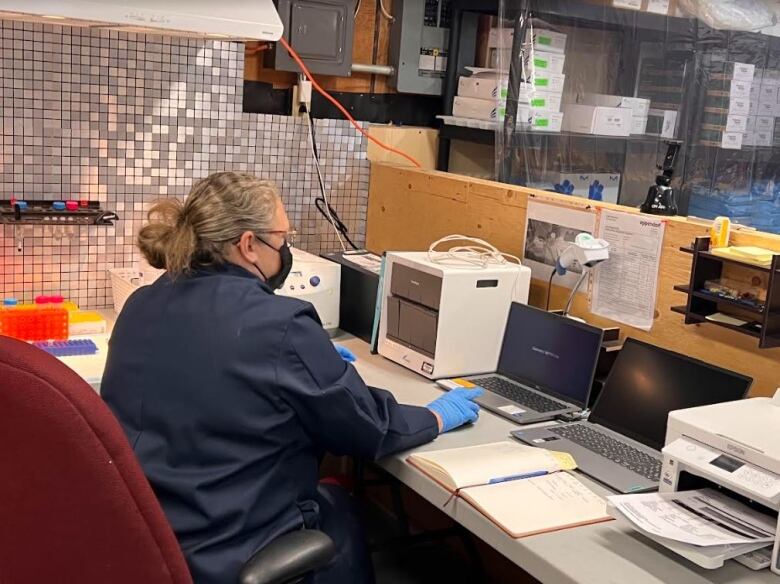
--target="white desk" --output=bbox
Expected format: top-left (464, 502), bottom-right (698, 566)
top-left (62, 326), bottom-right (776, 584)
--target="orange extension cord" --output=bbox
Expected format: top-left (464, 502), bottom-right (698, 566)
top-left (278, 36), bottom-right (422, 169)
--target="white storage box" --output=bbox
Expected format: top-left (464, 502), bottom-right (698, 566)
top-left (576, 93), bottom-right (650, 118)
top-left (523, 50), bottom-right (565, 75)
top-left (526, 111), bottom-right (564, 132)
top-left (108, 266), bottom-right (165, 314)
top-left (562, 104), bottom-right (632, 136)
top-left (522, 90), bottom-right (562, 113)
top-left (452, 96), bottom-right (500, 121)
top-left (524, 28), bottom-right (567, 54)
top-left (458, 74), bottom-right (505, 100)
top-left (631, 115), bottom-right (648, 135)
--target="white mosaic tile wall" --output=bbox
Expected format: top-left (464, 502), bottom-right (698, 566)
top-left (0, 20), bottom-right (369, 309)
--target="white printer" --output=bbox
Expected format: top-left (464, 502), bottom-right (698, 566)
top-left (277, 248), bottom-right (341, 331)
top-left (377, 251), bottom-right (531, 379)
top-left (641, 391), bottom-right (780, 573)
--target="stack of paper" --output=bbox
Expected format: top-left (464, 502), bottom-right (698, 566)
top-left (607, 489), bottom-right (775, 569)
top-left (711, 246), bottom-right (776, 267)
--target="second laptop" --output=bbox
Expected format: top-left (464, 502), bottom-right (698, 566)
top-left (437, 302), bottom-right (603, 425)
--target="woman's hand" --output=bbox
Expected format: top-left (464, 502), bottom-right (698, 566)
top-left (426, 387), bottom-right (484, 433)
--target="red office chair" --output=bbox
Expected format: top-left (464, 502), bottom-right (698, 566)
top-left (0, 336), bottom-right (334, 584)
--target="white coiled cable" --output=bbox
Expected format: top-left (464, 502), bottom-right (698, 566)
top-left (427, 235), bottom-right (521, 269)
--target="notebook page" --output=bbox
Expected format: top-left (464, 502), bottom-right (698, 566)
top-left (408, 441), bottom-right (573, 490)
top-left (461, 472), bottom-right (611, 537)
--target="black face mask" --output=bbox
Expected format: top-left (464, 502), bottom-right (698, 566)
top-left (255, 237), bottom-right (293, 290)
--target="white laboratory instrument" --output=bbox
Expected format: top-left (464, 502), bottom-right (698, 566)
top-left (277, 248), bottom-right (341, 331)
top-left (378, 251), bottom-right (531, 379)
top-left (612, 391), bottom-right (780, 573)
top-left (555, 233), bottom-right (610, 316)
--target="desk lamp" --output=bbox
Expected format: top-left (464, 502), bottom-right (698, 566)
top-left (555, 233), bottom-right (610, 317)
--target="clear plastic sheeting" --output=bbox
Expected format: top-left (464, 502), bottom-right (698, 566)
top-left (678, 0), bottom-right (774, 31)
top-left (458, 0), bottom-right (780, 233)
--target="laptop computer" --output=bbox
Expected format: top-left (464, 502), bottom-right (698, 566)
top-left (437, 302), bottom-right (604, 425)
top-left (512, 338), bottom-right (753, 494)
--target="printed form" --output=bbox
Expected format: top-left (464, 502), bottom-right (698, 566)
top-left (591, 210), bottom-right (665, 331)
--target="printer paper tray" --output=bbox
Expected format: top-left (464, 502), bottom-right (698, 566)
top-left (606, 501), bottom-right (769, 569)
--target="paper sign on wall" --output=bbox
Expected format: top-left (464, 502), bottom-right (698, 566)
top-left (591, 210), bottom-right (665, 331)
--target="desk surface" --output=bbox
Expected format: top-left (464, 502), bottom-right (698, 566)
top-left (341, 337), bottom-right (777, 584)
top-left (63, 322), bottom-right (775, 584)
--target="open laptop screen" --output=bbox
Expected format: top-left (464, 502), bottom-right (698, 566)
top-left (589, 338), bottom-right (752, 450)
top-left (497, 303), bottom-right (603, 408)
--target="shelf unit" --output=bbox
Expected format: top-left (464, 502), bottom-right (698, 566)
top-left (672, 236), bottom-right (780, 348)
top-left (438, 0), bottom-right (697, 201)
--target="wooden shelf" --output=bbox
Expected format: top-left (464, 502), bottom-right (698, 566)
top-left (678, 310), bottom-right (762, 339)
top-left (674, 237), bottom-right (780, 348)
top-left (673, 285), bottom-right (765, 315)
top-left (679, 247), bottom-right (777, 273)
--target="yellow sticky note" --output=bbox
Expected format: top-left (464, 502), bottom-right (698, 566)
top-left (452, 378), bottom-right (476, 388)
top-left (550, 451), bottom-right (578, 471)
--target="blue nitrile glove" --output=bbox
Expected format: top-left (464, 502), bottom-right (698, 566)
top-left (333, 343), bottom-right (357, 363)
top-left (427, 387), bottom-right (485, 433)
top-left (588, 180), bottom-right (604, 201)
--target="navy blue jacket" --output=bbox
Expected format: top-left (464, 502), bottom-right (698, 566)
top-left (102, 263), bottom-right (438, 584)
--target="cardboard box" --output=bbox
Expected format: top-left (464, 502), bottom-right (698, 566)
top-left (725, 114), bottom-right (748, 133)
top-left (562, 104), bottom-right (632, 136)
top-left (521, 74), bottom-right (566, 93)
top-left (728, 62), bottom-right (755, 82)
top-left (523, 50), bottom-right (566, 75)
top-left (458, 72), bottom-right (561, 112)
top-left (758, 84), bottom-right (778, 104)
top-left (756, 116), bottom-right (775, 133)
top-left (487, 48), bottom-right (511, 70)
top-left (646, 108), bottom-right (678, 138)
top-left (645, 0), bottom-right (676, 14)
top-left (458, 74), bottom-right (505, 101)
top-left (729, 96), bottom-right (751, 116)
top-left (487, 28), bottom-right (513, 49)
top-left (755, 100), bottom-right (775, 117)
top-left (721, 131), bottom-right (743, 150)
top-left (452, 96), bottom-right (501, 121)
top-left (631, 115), bottom-right (648, 135)
top-left (527, 111), bottom-right (564, 132)
top-left (729, 79), bottom-right (753, 99)
top-left (524, 28), bottom-right (567, 54)
top-left (756, 130), bottom-right (774, 147)
top-left (746, 116), bottom-right (757, 132)
top-left (576, 93), bottom-right (650, 118)
top-left (523, 90), bottom-right (562, 113)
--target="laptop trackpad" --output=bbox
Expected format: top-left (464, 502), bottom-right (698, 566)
top-left (478, 392), bottom-right (524, 414)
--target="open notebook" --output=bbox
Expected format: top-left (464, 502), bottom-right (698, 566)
top-left (408, 441), bottom-right (612, 538)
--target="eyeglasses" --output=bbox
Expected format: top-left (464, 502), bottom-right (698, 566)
top-left (256, 228), bottom-right (297, 246)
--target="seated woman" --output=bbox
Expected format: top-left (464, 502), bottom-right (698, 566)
top-left (102, 172), bottom-right (482, 584)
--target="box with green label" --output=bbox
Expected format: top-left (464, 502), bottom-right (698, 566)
top-left (523, 50), bottom-right (566, 76)
top-left (521, 111), bottom-right (564, 132)
top-left (523, 28), bottom-right (567, 54)
top-left (520, 90), bottom-right (562, 113)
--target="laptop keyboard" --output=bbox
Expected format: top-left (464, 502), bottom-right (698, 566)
top-left (472, 376), bottom-right (567, 413)
top-left (550, 424), bottom-right (661, 482)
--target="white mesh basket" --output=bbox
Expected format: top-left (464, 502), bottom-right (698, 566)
top-left (108, 265), bottom-right (164, 314)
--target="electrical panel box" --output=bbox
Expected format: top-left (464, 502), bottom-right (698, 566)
top-left (389, 0), bottom-right (451, 95)
top-left (271, 0), bottom-right (356, 77)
